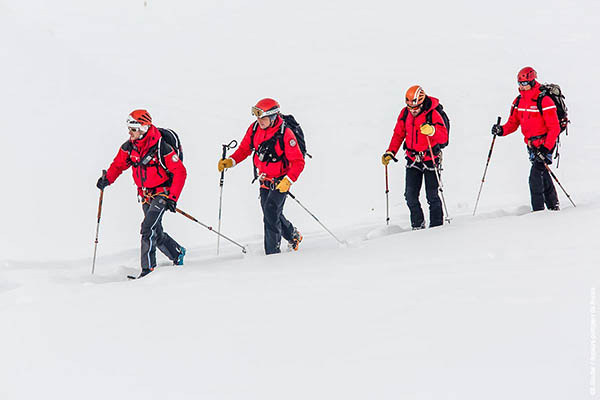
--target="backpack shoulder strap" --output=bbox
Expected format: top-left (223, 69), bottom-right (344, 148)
top-left (511, 95), bottom-right (522, 116)
top-left (157, 137), bottom-right (176, 171)
top-left (279, 119), bottom-right (287, 149)
top-left (426, 108), bottom-right (435, 125)
top-left (250, 121), bottom-right (258, 151)
top-left (400, 108), bottom-right (409, 122)
top-left (536, 87), bottom-right (548, 115)
top-left (121, 140), bottom-right (133, 153)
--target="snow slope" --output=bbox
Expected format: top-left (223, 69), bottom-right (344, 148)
top-left (1, 0), bottom-right (599, 399)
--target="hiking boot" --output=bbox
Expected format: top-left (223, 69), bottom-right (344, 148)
top-left (287, 230), bottom-right (303, 251)
top-left (174, 247), bottom-right (186, 266)
top-left (412, 221), bottom-right (426, 231)
top-left (548, 204), bottom-right (560, 211)
top-left (139, 267), bottom-right (154, 278)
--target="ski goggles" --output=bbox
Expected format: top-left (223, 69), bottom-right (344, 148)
top-left (126, 116), bottom-right (149, 132)
top-left (518, 81), bottom-right (533, 86)
top-left (406, 103), bottom-right (422, 110)
top-left (251, 106), bottom-right (279, 118)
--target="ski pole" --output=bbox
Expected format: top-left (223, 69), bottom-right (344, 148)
top-left (217, 139), bottom-right (238, 255)
top-left (425, 136), bottom-right (451, 223)
top-left (91, 170), bottom-right (106, 274)
top-left (177, 207), bottom-right (247, 253)
top-left (385, 164), bottom-right (390, 225)
top-left (536, 154), bottom-right (576, 208)
top-left (287, 192), bottom-right (345, 245)
top-left (384, 154), bottom-right (398, 226)
top-left (473, 116), bottom-right (501, 216)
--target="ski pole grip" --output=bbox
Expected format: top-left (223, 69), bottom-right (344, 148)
top-left (496, 116), bottom-right (501, 125)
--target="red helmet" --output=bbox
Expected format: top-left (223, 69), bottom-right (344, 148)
top-left (405, 85), bottom-right (426, 108)
top-left (127, 109), bottom-right (152, 132)
top-left (251, 98), bottom-right (280, 118)
top-left (517, 67), bottom-right (537, 83)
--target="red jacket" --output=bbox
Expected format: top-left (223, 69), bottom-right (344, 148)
top-left (387, 96), bottom-right (449, 161)
top-left (502, 82), bottom-right (560, 149)
top-left (106, 125), bottom-right (187, 201)
top-left (230, 115), bottom-right (305, 182)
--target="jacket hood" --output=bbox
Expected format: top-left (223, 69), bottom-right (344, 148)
top-left (131, 125), bottom-right (160, 153)
top-left (519, 82), bottom-right (541, 100)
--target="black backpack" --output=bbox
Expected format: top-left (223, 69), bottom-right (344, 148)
top-left (513, 83), bottom-right (570, 134)
top-left (538, 83), bottom-right (570, 134)
top-left (251, 115), bottom-right (309, 156)
top-left (157, 128), bottom-right (184, 161)
top-left (399, 100), bottom-right (451, 148)
top-left (133, 128), bottom-right (183, 175)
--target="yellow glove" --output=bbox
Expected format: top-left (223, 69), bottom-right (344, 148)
top-left (420, 124), bottom-right (435, 136)
top-left (217, 158), bottom-right (234, 172)
top-left (381, 151), bottom-right (395, 166)
top-left (276, 177), bottom-right (292, 193)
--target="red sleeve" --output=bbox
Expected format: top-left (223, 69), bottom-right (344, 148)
top-left (282, 128), bottom-right (305, 182)
top-left (163, 150), bottom-right (187, 201)
top-left (387, 110), bottom-right (407, 154)
top-left (230, 124), bottom-right (255, 165)
top-left (105, 144), bottom-right (131, 184)
top-left (430, 109), bottom-right (448, 145)
top-left (502, 97), bottom-right (521, 136)
top-left (541, 96), bottom-right (560, 149)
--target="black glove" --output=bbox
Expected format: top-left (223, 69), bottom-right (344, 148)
top-left (165, 198), bottom-right (177, 213)
top-left (491, 124), bottom-right (503, 136)
top-left (96, 175), bottom-right (110, 190)
top-left (535, 146), bottom-right (552, 164)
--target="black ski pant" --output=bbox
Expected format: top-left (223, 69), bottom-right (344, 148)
top-left (404, 164), bottom-right (443, 228)
top-left (140, 196), bottom-right (182, 271)
top-left (529, 161), bottom-right (559, 211)
top-left (259, 187), bottom-right (296, 255)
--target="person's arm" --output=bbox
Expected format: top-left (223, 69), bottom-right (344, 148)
top-left (229, 124), bottom-right (255, 165)
top-left (105, 141), bottom-right (132, 184)
top-left (501, 98), bottom-right (521, 136)
top-left (387, 110), bottom-right (407, 154)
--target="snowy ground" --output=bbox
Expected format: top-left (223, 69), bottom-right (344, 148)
top-left (1, 0), bottom-right (599, 399)
top-left (1, 201), bottom-right (598, 399)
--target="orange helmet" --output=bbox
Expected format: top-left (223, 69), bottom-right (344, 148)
top-left (127, 109), bottom-right (152, 132)
top-left (405, 85), bottom-right (426, 108)
top-left (251, 98), bottom-right (280, 118)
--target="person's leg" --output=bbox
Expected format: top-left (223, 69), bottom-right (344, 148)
top-left (404, 166), bottom-right (425, 229)
top-left (279, 212), bottom-right (295, 242)
top-left (424, 167), bottom-right (443, 227)
top-left (140, 197), bottom-right (168, 272)
top-left (261, 189), bottom-right (288, 255)
top-left (528, 162), bottom-right (546, 211)
top-left (542, 168), bottom-right (559, 210)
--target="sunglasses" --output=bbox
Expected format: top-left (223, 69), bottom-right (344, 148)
top-left (518, 81), bottom-right (532, 86)
top-left (128, 127), bottom-right (141, 133)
